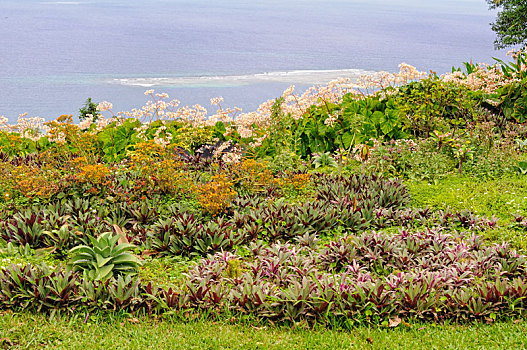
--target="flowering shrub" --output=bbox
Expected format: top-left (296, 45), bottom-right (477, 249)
top-left (151, 160), bottom-right (196, 196)
top-left (7, 164), bottom-right (60, 199)
top-left (230, 159), bottom-right (278, 194)
top-left (75, 164), bottom-right (110, 186)
top-left (279, 172), bottom-right (311, 197)
top-left (197, 175), bottom-right (237, 215)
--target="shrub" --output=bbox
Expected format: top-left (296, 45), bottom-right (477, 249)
top-left (197, 175), bottom-right (237, 215)
top-left (394, 76), bottom-right (480, 137)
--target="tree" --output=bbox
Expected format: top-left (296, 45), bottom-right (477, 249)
top-left (487, 0), bottom-right (527, 49)
top-left (78, 98), bottom-right (99, 122)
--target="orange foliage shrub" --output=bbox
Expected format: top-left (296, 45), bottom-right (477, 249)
top-left (129, 140), bottom-right (167, 165)
top-left (197, 175), bottom-right (237, 215)
top-left (231, 159), bottom-right (278, 193)
top-left (280, 172), bottom-right (311, 196)
top-left (128, 141), bottom-right (196, 196)
top-left (150, 159), bottom-right (195, 195)
top-left (9, 164), bottom-right (60, 198)
top-left (76, 164), bottom-right (110, 185)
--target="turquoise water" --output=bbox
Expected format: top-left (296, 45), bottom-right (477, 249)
top-left (0, 0), bottom-right (506, 122)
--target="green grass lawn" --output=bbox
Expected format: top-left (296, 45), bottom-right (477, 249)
top-left (407, 175), bottom-right (527, 251)
top-left (406, 175), bottom-right (527, 218)
top-left (1, 312), bottom-right (526, 349)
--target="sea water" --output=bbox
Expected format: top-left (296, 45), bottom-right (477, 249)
top-left (0, 0), bottom-right (506, 122)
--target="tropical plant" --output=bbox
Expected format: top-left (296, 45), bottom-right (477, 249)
top-left (97, 119), bottom-right (141, 162)
top-left (69, 232), bottom-right (141, 281)
top-left (312, 152), bottom-right (338, 169)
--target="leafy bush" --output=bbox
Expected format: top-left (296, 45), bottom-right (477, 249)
top-left (394, 76), bottom-right (481, 137)
top-left (97, 119), bottom-right (141, 163)
top-left (493, 78), bottom-right (527, 124)
top-left (286, 95), bottom-right (408, 159)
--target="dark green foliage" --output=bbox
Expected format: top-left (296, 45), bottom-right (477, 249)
top-left (487, 0), bottom-right (527, 49)
top-left (290, 96), bottom-right (408, 159)
top-left (492, 74), bottom-right (527, 124)
top-left (259, 95), bottom-right (408, 160)
top-left (492, 48), bottom-right (527, 123)
top-left (78, 98), bottom-right (99, 122)
top-left (340, 95), bottom-right (408, 144)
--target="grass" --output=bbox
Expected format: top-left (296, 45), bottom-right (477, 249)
top-left (406, 175), bottom-right (527, 251)
top-left (1, 311), bottom-right (527, 349)
top-left (137, 255), bottom-right (197, 289)
top-left (406, 175), bottom-right (527, 219)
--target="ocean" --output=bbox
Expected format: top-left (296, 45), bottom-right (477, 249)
top-left (0, 0), bottom-right (507, 122)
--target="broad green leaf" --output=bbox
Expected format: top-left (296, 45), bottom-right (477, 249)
top-left (111, 243), bottom-right (135, 256)
top-left (96, 254), bottom-right (113, 268)
top-left (111, 253), bottom-right (141, 265)
top-left (97, 264), bottom-right (114, 281)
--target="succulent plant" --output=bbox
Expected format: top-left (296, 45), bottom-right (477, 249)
top-left (69, 232), bottom-right (141, 281)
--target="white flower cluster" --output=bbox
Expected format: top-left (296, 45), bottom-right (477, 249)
top-left (79, 114), bottom-right (95, 131)
top-left (356, 63), bottom-right (426, 92)
top-left (441, 64), bottom-right (508, 94)
top-left (15, 115), bottom-right (48, 141)
top-left (248, 134), bottom-right (267, 148)
top-left (0, 115), bottom-right (9, 132)
top-left (95, 116), bottom-right (117, 132)
top-left (96, 101), bottom-right (113, 112)
top-left (279, 78), bottom-right (355, 121)
top-left (324, 112), bottom-right (339, 127)
top-left (135, 122), bottom-right (150, 141)
top-left (211, 140), bottom-right (243, 163)
top-left (153, 125), bottom-right (173, 147)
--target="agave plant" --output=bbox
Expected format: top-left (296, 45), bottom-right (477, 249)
top-left (312, 152), bottom-right (338, 169)
top-left (69, 232), bottom-right (141, 281)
